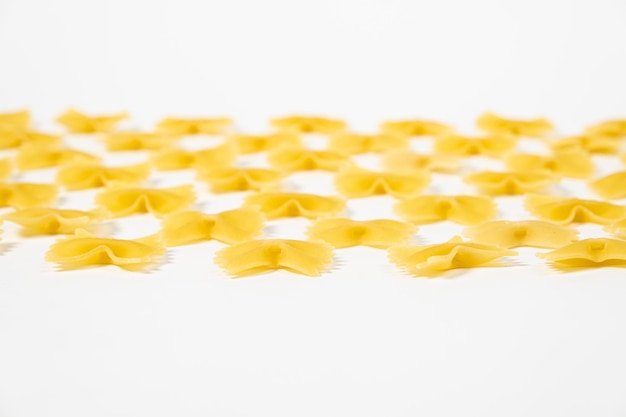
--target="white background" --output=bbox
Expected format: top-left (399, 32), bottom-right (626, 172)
top-left (1, 0), bottom-right (626, 416)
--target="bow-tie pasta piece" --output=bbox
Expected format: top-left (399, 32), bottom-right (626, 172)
top-left (380, 150), bottom-right (460, 173)
top-left (0, 158), bottom-right (12, 180)
top-left (335, 167), bottom-right (430, 198)
top-left (379, 119), bottom-right (454, 137)
top-left (388, 236), bottom-right (518, 276)
top-left (56, 109), bottom-right (128, 133)
top-left (464, 170), bottom-right (557, 195)
top-left (244, 192), bottom-right (345, 219)
top-left (45, 229), bottom-right (165, 270)
top-left (215, 239), bottom-right (334, 277)
top-left (606, 218), bottom-right (626, 238)
top-left (0, 182), bottom-right (58, 209)
top-left (104, 132), bottom-right (180, 151)
top-left (0, 110), bottom-right (30, 129)
top-left (56, 163), bottom-right (151, 190)
top-left (3, 208), bottom-right (107, 234)
top-left (328, 132), bottom-right (409, 154)
top-left (463, 220), bottom-right (578, 249)
top-left (192, 144), bottom-right (237, 171)
top-left (198, 167), bottom-right (282, 193)
top-left (307, 218), bottom-right (416, 249)
top-left (476, 112), bottom-right (553, 137)
top-left (537, 238), bottom-right (626, 267)
top-left (433, 134), bottom-right (516, 158)
top-left (549, 135), bottom-right (620, 154)
top-left (267, 147), bottom-right (350, 172)
top-left (156, 117), bottom-right (233, 135)
top-left (16, 144), bottom-right (100, 171)
top-left (524, 194), bottom-right (626, 225)
top-left (150, 147), bottom-right (196, 170)
top-left (228, 132), bottom-right (301, 154)
top-left (270, 116), bottom-right (346, 134)
top-left (0, 128), bottom-right (61, 149)
top-left (394, 195), bottom-right (497, 225)
top-left (96, 185), bottom-right (196, 218)
top-left (585, 119), bottom-right (626, 139)
top-left (588, 171), bottom-right (626, 200)
top-left (505, 150), bottom-right (595, 179)
top-left (160, 208), bottom-right (265, 246)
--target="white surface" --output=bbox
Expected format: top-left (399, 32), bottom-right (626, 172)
top-left (1, 0), bottom-right (626, 416)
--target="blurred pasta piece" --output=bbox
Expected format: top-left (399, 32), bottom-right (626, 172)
top-left (0, 128), bottom-right (60, 149)
top-left (464, 170), bottom-right (557, 195)
top-left (16, 144), bottom-right (100, 170)
top-left (228, 132), bottom-right (301, 153)
top-left (0, 158), bottom-right (12, 180)
top-left (476, 112), bottom-right (553, 137)
top-left (379, 119), bottom-right (453, 137)
top-left (585, 119), bottom-right (626, 139)
top-left (463, 220), bottom-right (578, 249)
top-left (104, 132), bottom-right (180, 151)
top-left (156, 116), bottom-right (233, 135)
top-left (56, 109), bottom-right (128, 133)
top-left (504, 150), bottom-right (595, 179)
top-left (270, 115), bottom-right (346, 134)
top-left (549, 135), bottom-right (620, 154)
top-left (335, 166), bottom-right (430, 198)
top-left (380, 150), bottom-right (460, 173)
top-left (3, 208), bottom-right (107, 235)
top-left (434, 134), bottom-right (516, 157)
top-left (0, 182), bottom-right (58, 209)
top-left (0, 109), bottom-right (30, 129)
top-left (198, 167), bottom-right (282, 193)
top-left (394, 195), bottom-right (496, 225)
top-left (96, 185), bottom-right (196, 218)
top-left (328, 132), bottom-right (409, 154)
top-left (56, 162), bottom-right (150, 190)
top-left (307, 218), bottom-right (415, 249)
top-left (537, 238), bottom-right (626, 268)
top-left (267, 147), bottom-right (350, 172)
top-left (524, 194), bottom-right (626, 225)
top-left (605, 218), bottom-right (626, 238)
top-left (588, 171), bottom-right (626, 199)
top-left (244, 192), bottom-right (345, 219)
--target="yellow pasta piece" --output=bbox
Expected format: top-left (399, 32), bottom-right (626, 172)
top-left (588, 171), bottom-right (626, 200)
top-left (307, 218), bottom-right (416, 248)
top-left (270, 116), bottom-right (346, 134)
top-left (0, 158), bottom-right (12, 180)
top-left (149, 147), bottom-right (196, 170)
top-left (0, 110), bottom-right (30, 129)
top-left (464, 170), bottom-right (557, 195)
top-left (380, 150), bottom-right (460, 173)
top-left (3, 208), bottom-right (107, 235)
top-left (197, 167), bottom-right (282, 193)
top-left (0, 128), bottom-right (61, 149)
top-left (228, 132), bottom-right (301, 153)
top-left (524, 194), bottom-right (626, 225)
top-left (335, 166), bottom-right (430, 198)
top-left (504, 150), bottom-right (595, 179)
top-left (244, 192), bottom-right (345, 219)
top-left (215, 239), bottom-right (334, 277)
top-left (0, 182), bottom-right (58, 209)
top-left (549, 135), bottom-right (620, 154)
top-left (156, 117), bottom-right (233, 135)
top-left (463, 220), bottom-right (578, 249)
top-left (192, 144), bottom-right (237, 171)
top-left (585, 119), bottom-right (626, 139)
top-left (388, 236), bottom-right (518, 276)
top-left (56, 109), bottom-right (128, 133)
top-left (95, 185), bottom-right (196, 218)
top-left (605, 218), bottom-right (626, 238)
top-left (476, 112), bottom-right (553, 137)
top-left (433, 134), bottom-right (516, 157)
top-left (104, 132), bottom-right (180, 151)
top-left (45, 229), bottom-right (165, 270)
top-left (16, 144), bottom-right (100, 171)
top-left (537, 238), bottom-right (626, 267)
top-left (328, 132), bottom-right (409, 154)
top-left (267, 147), bottom-right (350, 172)
top-left (379, 119), bottom-right (454, 136)
top-left (160, 208), bottom-right (265, 246)
top-left (56, 163), bottom-right (150, 190)
top-left (394, 195), bottom-right (497, 225)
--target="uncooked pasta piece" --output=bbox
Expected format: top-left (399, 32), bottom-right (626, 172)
top-left (0, 128), bottom-right (61, 149)
top-left (394, 195), bottom-right (496, 225)
top-left (56, 109), bottom-right (128, 133)
top-left (244, 192), bottom-right (345, 219)
top-left (215, 239), bottom-right (334, 277)
top-left (605, 218), bottom-right (626, 238)
top-left (3, 208), bottom-right (107, 234)
top-left (585, 119), bottom-right (626, 139)
top-left (160, 208), bottom-right (265, 246)
top-left (149, 147), bottom-right (196, 170)
top-left (45, 229), bottom-right (165, 270)
top-left (95, 185), bottom-right (196, 218)
top-left (334, 166), bottom-right (430, 198)
top-left (0, 110), bottom-right (30, 129)
top-left (476, 112), bottom-right (553, 137)
top-left (270, 116), bottom-right (346, 134)
top-left (328, 132), bottom-right (409, 154)
top-left (433, 134), bottom-right (516, 157)
top-left (388, 236), bottom-right (517, 276)
top-left (156, 117), bottom-right (233, 135)
top-left (524, 194), bottom-right (626, 225)
top-left (56, 163), bottom-right (150, 190)
top-left (0, 158), bottom-right (12, 180)
top-left (379, 119), bottom-right (453, 136)
top-left (380, 150), bottom-right (460, 173)
top-left (228, 132), bottom-right (301, 153)
top-left (197, 167), bottom-right (282, 193)
top-left (588, 171), bottom-right (626, 200)
top-left (104, 132), bottom-right (180, 151)
top-left (549, 135), bottom-right (620, 154)
top-left (307, 218), bottom-right (416, 248)
top-left (537, 238), bottom-right (626, 267)
top-left (464, 170), bottom-right (557, 195)
top-left (193, 144), bottom-right (237, 171)
top-left (463, 220), bottom-right (578, 248)
top-left (504, 150), bottom-right (595, 179)
top-left (16, 144), bottom-right (100, 170)
top-left (0, 182), bottom-right (58, 209)
top-left (267, 147), bottom-right (350, 172)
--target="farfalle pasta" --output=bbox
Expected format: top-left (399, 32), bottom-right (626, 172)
top-left (228, 132), bottom-right (301, 153)
top-left (215, 239), bottom-right (334, 277)
top-left (379, 119), bottom-right (453, 137)
top-left (0, 158), bottom-right (12, 180)
top-left (192, 144), bottom-right (237, 171)
top-left (394, 195), bottom-right (497, 225)
top-left (605, 218), bottom-right (626, 238)
top-left (328, 132), bottom-right (409, 154)
top-left (549, 135), bottom-right (620, 154)
top-left (462, 220), bottom-right (578, 248)
top-left (585, 119), bottom-right (626, 139)
top-left (104, 132), bottom-right (180, 151)
top-left (160, 208), bottom-right (265, 246)
top-left (56, 109), bottom-right (128, 133)
top-left (270, 116), bottom-right (346, 134)
top-left (464, 170), bottom-right (557, 195)
top-left (588, 171), bottom-right (626, 200)
top-left (56, 163), bottom-right (150, 190)
top-left (537, 238), bottom-right (626, 267)
top-left (267, 147), bottom-right (350, 172)
top-left (95, 185), bottom-right (196, 218)
top-left (0, 182), bottom-right (58, 209)
top-left (433, 134), bottom-right (516, 157)
top-left (380, 150), bottom-right (460, 173)
top-left (524, 194), bottom-right (626, 225)
top-left (197, 167), bottom-right (282, 193)
top-left (149, 147), bottom-right (196, 170)
top-left (334, 166), bottom-right (430, 198)
top-left (0, 109), bottom-right (30, 129)
top-left (3, 208), bottom-right (106, 235)
top-left (504, 150), bottom-right (595, 179)
top-left (156, 117), bottom-right (233, 135)
top-left (307, 218), bottom-right (415, 249)
top-left (16, 144), bottom-right (100, 170)
top-left (476, 112), bottom-right (553, 137)
top-left (244, 192), bottom-right (345, 219)
top-left (0, 128), bottom-right (61, 149)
